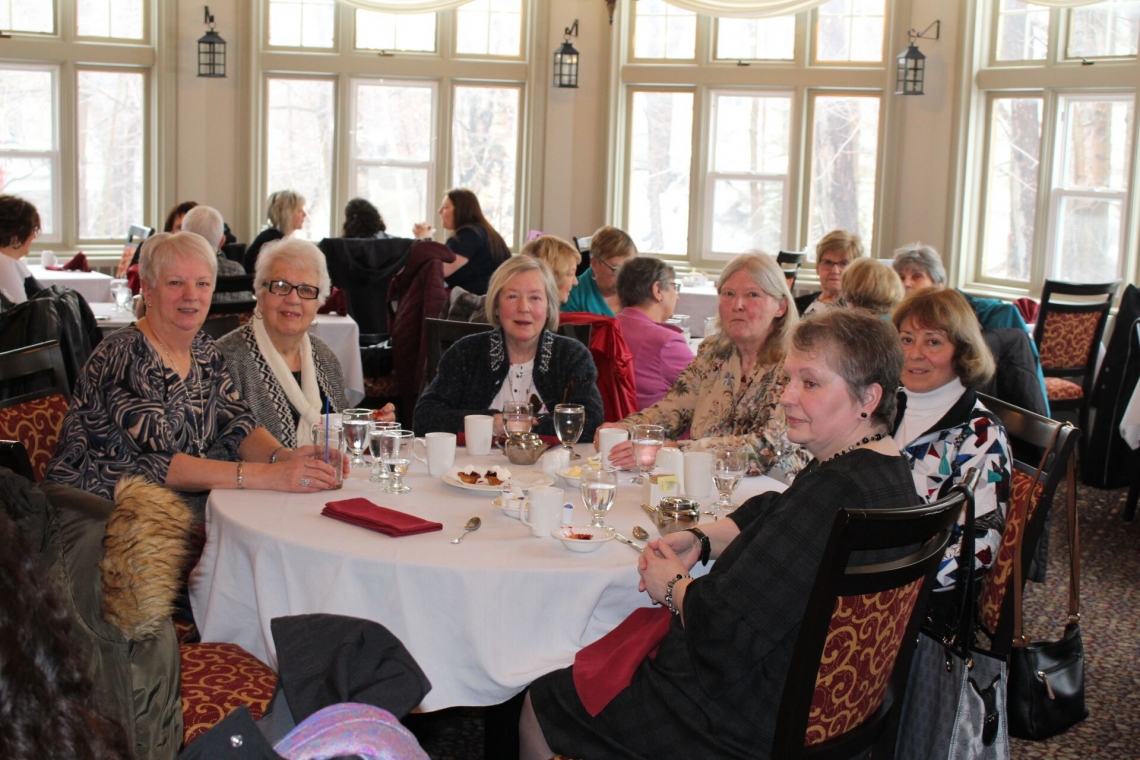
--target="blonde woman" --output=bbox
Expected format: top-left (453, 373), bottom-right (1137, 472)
top-left (794, 229), bottom-right (864, 316)
top-left (244, 190), bottom-right (307, 273)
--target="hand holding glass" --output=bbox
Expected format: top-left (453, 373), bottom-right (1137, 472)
top-left (630, 424), bottom-right (665, 484)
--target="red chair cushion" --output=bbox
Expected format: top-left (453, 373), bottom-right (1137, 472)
top-left (1044, 377), bottom-right (1083, 401)
top-left (805, 579), bottom-right (924, 747)
top-left (180, 642), bottom-right (277, 746)
top-left (1038, 311), bottom-right (1101, 370)
top-left (979, 469), bottom-right (1045, 634)
top-left (0, 394), bottom-right (69, 481)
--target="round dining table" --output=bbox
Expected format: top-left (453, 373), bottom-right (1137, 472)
top-left (189, 445), bottom-right (787, 711)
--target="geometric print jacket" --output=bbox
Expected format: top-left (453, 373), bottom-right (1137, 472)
top-left (895, 387), bottom-right (1011, 590)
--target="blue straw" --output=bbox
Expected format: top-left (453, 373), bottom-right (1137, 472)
top-left (324, 398), bottom-right (330, 463)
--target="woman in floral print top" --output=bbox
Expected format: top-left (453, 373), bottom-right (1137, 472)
top-left (599, 253), bottom-right (810, 477)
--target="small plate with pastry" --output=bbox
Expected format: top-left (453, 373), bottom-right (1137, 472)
top-left (442, 465), bottom-right (555, 493)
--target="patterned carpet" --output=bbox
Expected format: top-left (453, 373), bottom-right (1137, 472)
top-left (407, 483), bottom-right (1139, 760)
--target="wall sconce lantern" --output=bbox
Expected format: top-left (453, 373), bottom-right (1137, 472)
top-left (198, 6), bottom-right (226, 78)
top-left (553, 20), bottom-right (580, 89)
top-left (895, 20), bottom-right (939, 96)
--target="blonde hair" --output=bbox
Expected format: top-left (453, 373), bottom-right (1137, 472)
top-left (892, 288), bottom-right (995, 388)
top-left (814, 229), bottom-right (864, 269)
top-left (485, 256), bottom-right (560, 333)
top-left (711, 252), bottom-right (797, 366)
top-left (841, 258), bottom-right (905, 316)
top-left (590, 225), bottom-right (637, 264)
top-left (521, 235), bottom-right (579, 278)
top-left (138, 231), bottom-right (217, 287)
top-left (266, 190), bottom-right (306, 236)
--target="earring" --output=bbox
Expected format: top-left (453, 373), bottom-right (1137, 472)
top-left (860, 412), bottom-right (868, 419)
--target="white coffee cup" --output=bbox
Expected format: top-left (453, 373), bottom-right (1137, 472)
top-left (521, 486), bottom-right (564, 538)
top-left (683, 451), bottom-right (715, 500)
top-left (414, 432), bottom-right (457, 477)
top-left (464, 414), bottom-right (493, 456)
top-left (41, 250), bottom-right (56, 268)
top-left (541, 447), bottom-right (570, 475)
top-left (598, 428), bottom-right (629, 470)
top-left (655, 448), bottom-right (685, 493)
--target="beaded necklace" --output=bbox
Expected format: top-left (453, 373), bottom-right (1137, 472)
top-left (151, 328), bottom-right (207, 458)
top-left (823, 432), bottom-right (888, 463)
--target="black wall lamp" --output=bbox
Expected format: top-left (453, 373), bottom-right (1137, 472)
top-left (896, 20), bottom-right (940, 96)
top-left (198, 6), bottom-right (226, 78)
top-left (553, 20), bottom-right (580, 89)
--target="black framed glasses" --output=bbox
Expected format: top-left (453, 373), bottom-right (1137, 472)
top-left (265, 280), bottom-right (319, 300)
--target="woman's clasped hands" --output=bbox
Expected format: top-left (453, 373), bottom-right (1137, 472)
top-left (637, 531), bottom-right (700, 611)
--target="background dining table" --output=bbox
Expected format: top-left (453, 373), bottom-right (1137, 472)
top-left (189, 445), bottom-right (787, 711)
top-left (28, 263), bottom-right (113, 305)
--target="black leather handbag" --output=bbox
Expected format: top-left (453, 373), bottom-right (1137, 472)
top-left (1007, 451), bottom-right (1088, 740)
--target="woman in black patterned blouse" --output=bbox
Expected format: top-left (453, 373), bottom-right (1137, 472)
top-left (46, 232), bottom-right (343, 508)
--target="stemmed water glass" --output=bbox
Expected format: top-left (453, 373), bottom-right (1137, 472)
top-left (369, 421), bottom-right (400, 483)
top-left (342, 408), bottom-right (373, 468)
top-left (580, 467), bottom-right (618, 528)
top-left (712, 448), bottom-right (746, 511)
top-left (554, 403), bottom-right (585, 460)
top-left (380, 429), bottom-right (414, 494)
top-left (630, 424), bottom-right (665, 484)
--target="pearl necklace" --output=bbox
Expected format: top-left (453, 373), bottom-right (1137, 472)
top-left (151, 327), bottom-right (207, 458)
top-left (824, 432), bottom-right (888, 463)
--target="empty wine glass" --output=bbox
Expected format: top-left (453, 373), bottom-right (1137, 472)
top-left (712, 448), bottom-right (746, 511)
top-left (630, 424), bottom-right (665, 484)
top-left (554, 403), bottom-right (585, 460)
top-left (342, 408), bottom-right (372, 468)
top-left (580, 467), bottom-right (618, 528)
top-left (502, 400), bottom-right (533, 435)
top-left (380, 429), bottom-right (414, 494)
top-left (369, 421), bottom-right (400, 483)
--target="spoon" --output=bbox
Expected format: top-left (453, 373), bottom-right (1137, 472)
top-left (631, 525), bottom-right (649, 541)
top-left (451, 516), bottom-right (481, 544)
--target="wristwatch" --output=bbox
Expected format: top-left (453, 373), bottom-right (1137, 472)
top-left (664, 574), bottom-right (691, 615)
top-left (687, 527), bottom-right (711, 566)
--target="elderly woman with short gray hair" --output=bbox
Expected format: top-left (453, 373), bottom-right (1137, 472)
top-left (891, 242), bottom-right (947, 292)
top-left (47, 232), bottom-right (344, 509)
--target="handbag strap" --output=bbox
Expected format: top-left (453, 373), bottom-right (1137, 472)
top-left (1012, 424), bottom-right (1078, 645)
top-left (951, 466), bottom-right (979, 656)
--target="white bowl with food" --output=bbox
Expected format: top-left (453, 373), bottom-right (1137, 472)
top-left (551, 525), bottom-right (615, 553)
top-left (557, 465), bottom-right (584, 488)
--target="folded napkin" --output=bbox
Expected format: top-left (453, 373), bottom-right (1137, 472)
top-left (572, 606), bottom-right (673, 717)
top-left (64, 252), bottom-right (91, 271)
top-left (456, 432), bottom-right (561, 448)
top-left (322, 498), bottom-right (442, 537)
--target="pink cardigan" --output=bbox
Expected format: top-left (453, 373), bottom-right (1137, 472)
top-left (616, 308), bottom-right (695, 410)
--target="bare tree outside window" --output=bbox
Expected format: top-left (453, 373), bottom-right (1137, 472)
top-left (807, 95), bottom-right (879, 257)
top-left (451, 85), bottom-right (520, 245)
top-left (1068, 0), bottom-right (1140, 58)
top-left (981, 97), bottom-right (1042, 282)
top-left (629, 90), bottom-right (693, 255)
top-left (0, 67), bottom-right (56, 235)
top-left (995, 0), bottom-right (1048, 61)
top-left (266, 78), bottom-right (335, 240)
top-left (77, 70), bottom-right (143, 240)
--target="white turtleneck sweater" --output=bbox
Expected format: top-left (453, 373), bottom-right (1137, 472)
top-left (893, 377), bottom-right (967, 447)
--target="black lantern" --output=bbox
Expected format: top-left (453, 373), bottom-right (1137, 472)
top-left (198, 6), bottom-right (226, 79)
top-left (553, 20), bottom-right (579, 89)
top-left (895, 21), bottom-right (939, 96)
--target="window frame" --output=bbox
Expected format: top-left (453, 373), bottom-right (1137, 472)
top-left (0, 62), bottom-right (62, 242)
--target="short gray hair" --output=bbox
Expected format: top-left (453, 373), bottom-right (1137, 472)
top-left (181, 205), bottom-right (225, 251)
top-left (254, 238), bottom-right (332, 305)
top-left (892, 242), bottom-right (946, 286)
top-left (138, 231), bottom-right (217, 288)
top-left (266, 190), bottom-right (305, 235)
top-left (486, 256), bottom-right (560, 333)
top-left (616, 256), bottom-right (674, 308)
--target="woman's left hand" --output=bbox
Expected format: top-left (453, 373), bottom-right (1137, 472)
top-left (638, 539), bottom-right (689, 603)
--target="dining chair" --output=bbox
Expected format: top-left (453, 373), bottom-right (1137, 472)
top-left (208, 273), bottom-right (257, 316)
top-left (1033, 279), bottom-right (1121, 448)
top-left (777, 250), bottom-right (806, 290)
top-left (0, 340), bottom-right (70, 481)
top-left (768, 472), bottom-right (973, 759)
top-left (572, 235), bottom-right (592, 276)
top-left (975, 394), bottom-right (1079, 655)
top-left (220, 242), bottom-right (247, 265)
top-left (422, 318), bottom-right (494, 389)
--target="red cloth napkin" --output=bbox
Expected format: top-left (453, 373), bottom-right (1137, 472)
top-left (322, 498), bottom-right (442, 537)
top-left (63, 252), bottom-right (91, 272)
top-left (318, 287), bottom-right (346, 315)
top-left (573, 606), bottom-right (673, 716)
top-left (455, 432), bottom-right (561, 448)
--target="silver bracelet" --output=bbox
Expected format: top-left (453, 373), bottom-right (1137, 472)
top-left (269, 447), bottom-right (286, 464)
top-left (664, 573), bottom-right (691, 615)
top-left (236, 460), bottom-right (245, 490)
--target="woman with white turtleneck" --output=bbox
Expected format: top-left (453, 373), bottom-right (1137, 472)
top-left (891, 288), bottom-right (1012, 632)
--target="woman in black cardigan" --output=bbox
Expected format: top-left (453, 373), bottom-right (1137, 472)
top-left (413, 256), bottom-right (604, 439)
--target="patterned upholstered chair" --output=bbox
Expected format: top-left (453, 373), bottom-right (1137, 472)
top-left (1033, 279), bottom-right (1120, 451)
top-left (0, 340), bottom-right (70, 481)
top-left (768, 473), bottom-right (975, 759)
top-left (179, 642), bottom-right (279, 746)
top-left (976, 394), bottom-right (1079, 656)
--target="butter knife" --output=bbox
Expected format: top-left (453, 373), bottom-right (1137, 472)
top-left (613, 532), bottom-right (644, 552)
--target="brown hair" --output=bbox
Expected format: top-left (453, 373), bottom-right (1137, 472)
top-left (590, 225), bottom-right (637, 264)
top-left (711, 252), bottom-right (797, 367)
top-left (521, 234), bottom-right (579, 278)
top-left (891, 288), bottom-right (995, 388)
top-left (0, 195), bottom-right (41, 248)
top-left (447, 188), bottom-right (510, 263)
top-left (163, 201), bottom-right (198, 233)
top-left (841, 258), bottom-right (905, 316)
top-left (814, 229), bottom-right (864, 269)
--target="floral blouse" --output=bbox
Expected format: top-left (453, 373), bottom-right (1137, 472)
top-left (619, 338), bottom-right (809, 476)
top-left (46, 326), bottom-right (256, 501)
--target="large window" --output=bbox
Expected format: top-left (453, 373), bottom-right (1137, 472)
top-left (256, 1), bottom-right (532, 245)
top-left (620, 0), bottom-right (886, 268)
top-left (967, 0), bottom-right (1139, 292)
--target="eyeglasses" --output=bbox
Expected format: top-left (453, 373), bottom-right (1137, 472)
top-left (597, 258), bottom-right (620, 274)
top-left (265, 280), bottom-right (320, 300)
top-left (818, 258), bottom-right (852, 270)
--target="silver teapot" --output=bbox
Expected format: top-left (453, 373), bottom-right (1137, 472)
top-left (502, 432), bottom-right (549, 465)
top-left (642, 496), bottom-right (701, 535)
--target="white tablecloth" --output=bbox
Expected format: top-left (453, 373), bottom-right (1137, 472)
top-left (677, 282), bottom-right (719, 337)
top-left (189, 447), bottom-right (786, 710)
top-left (29, 264), bottom-right (113, 304)
top-left (87, 305), bottom-right (365, 405)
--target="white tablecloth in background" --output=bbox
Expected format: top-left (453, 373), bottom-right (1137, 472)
top-left (29, 264), bottom-right (113, 304)
top-left (677, 282), bottom-right (719, 337)
top-left (87, 306), bottom-right (365, 405)
top-left (189, 447), bottom-right (786, 710)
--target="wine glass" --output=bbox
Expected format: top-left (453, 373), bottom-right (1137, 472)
top-left (554, 403), bottom-right (585, 460)
top-left (369, 421), bottom-right (400, 483)
top-left (380, 430), bottom-right (414, 494)
top-left (630, 424), bottom-right (665, 484)
top-left (580, 467), bottom-right (618, 528)
top-left (502, 400), bottom-right (533, 435)
top-left (712, 448), bottom-right (746, 511)
top-left (342, 408), bottom-right (373, 468)
top-left (110, 279), bottom-right (132, 313)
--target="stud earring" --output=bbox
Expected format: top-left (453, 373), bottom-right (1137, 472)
top-left (860, 412), bottom-right (868, 419)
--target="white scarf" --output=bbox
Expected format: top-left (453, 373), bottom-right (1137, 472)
top-left (252, 316), bottom-right (322, 444)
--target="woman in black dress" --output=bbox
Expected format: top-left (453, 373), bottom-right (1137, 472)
top-left (413, 187), bottom-right (508, 296)
top-left (520, 309), bottom-right (923, 760)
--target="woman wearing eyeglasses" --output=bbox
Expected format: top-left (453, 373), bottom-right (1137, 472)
top-left (561, 225), bottom-right (637, 317)
top-left (218, 239), bottom-right (395, 449)
top-left (793, 229), bottom-right (864, 316)
top-left (47, 234), bottom-right (348, 512)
